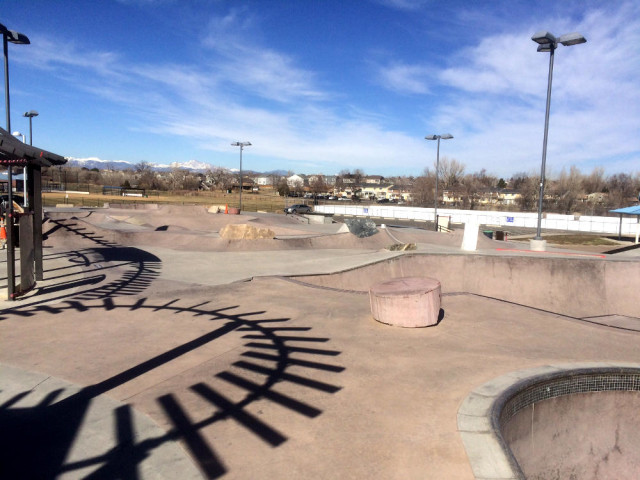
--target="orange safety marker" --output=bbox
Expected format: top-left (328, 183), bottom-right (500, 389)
top-left (225, 204), bottom-right (228, 214)
top-left (0, 225), bottom-right (6, 240)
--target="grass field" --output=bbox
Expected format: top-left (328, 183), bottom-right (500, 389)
top-left (42, 190), bottom-right (289, 213)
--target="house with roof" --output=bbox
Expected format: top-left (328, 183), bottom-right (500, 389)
top-left (497, 189), bottom-right (520, 206)
top-left (287, 174), bottom-right (304, 189)
top-left (364, 175), bottom-right (385, 185)
top-left (361, 183), bottom-right (394, 200)
top-left (340, 174), bottom-right (357, 184)
top-left (324, 175), bottom-right (337, 186)
top-left (442, 189), bottom-right (464, 206)
top-left (253, 175), bottom-right (274, 186)
top-left (389, 185), bottom-right (412, 202)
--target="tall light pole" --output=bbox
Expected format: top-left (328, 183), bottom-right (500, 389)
top-left (231, 141), bottom-right (251, 211)
top-left (425, 133), bottom-right (453, 231)
top-left (1, 23), bottom-right (30, 132)
top-left (23, 110), bottom-right (38, 145)
top-left (531, 31), bottom-right (586, 246)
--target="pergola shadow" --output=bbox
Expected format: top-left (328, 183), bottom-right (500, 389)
top-left (1, 212), bottom-right (345, 478)
top-left (0, 298), bottom-right (345, 479)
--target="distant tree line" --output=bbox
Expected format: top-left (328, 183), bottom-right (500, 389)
top-left (42, 159), bottom-right (640, 214)
top-left (411, 157), bottom-right (640, 215)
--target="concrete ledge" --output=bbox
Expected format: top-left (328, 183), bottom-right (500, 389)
top-left (292, 253), bottom-right (640, 318)
top-left (458, 363), bottom-right (640, 480)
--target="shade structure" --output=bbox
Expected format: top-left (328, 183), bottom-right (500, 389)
top-left (610, 205), bottom-right (640, 241)
top-left (610, 205), bottom-right (640, 215)
top-left (0, 126), bottom-right (67, 300)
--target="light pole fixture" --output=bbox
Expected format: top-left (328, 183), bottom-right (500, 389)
top-left (231, 141), bottom-right (251, 211)
top-left (1, 23), bottom-right (30, 132)
top-left (531, 30), bottom-right (586, 242)
top-left (11, 130), bottom-right (25, 143)
top-left (425, 133), bottom-right (453, 231)
top-left (23, 110), bottom-right (38, 145)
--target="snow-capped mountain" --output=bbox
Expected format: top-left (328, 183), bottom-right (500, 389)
top-left (65, 157), bottom-right (212, 172)
top-left (154, 160), bottom-right (210, 171)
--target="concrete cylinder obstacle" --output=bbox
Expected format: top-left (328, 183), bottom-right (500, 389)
top-left (369, 276), bottom-right (441, 327)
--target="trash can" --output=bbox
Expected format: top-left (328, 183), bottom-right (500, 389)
top-left (495, 230), bottom-right (505, 241)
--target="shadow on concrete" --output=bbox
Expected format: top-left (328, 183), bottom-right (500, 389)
top-left (43, 217), bottom-right (119, 249)
top-left (0, 298), bottom-right (345, 479)
top-left (0, 219), bottom-right (162, 315)
top-left (1, 214), bottom-right (344, 478)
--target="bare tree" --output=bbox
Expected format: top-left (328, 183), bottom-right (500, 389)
top-left (207, 167), bottom-right (234, 191)
top-left (310, 176), bottom-right (328, 194)
top-left (101, 169), bottom-right (126, 187)
top-left (582, 167), bottom-right (606, 194)
top-left (607, 173), bottom-right (636, 208)
top-left (353, 168), bottom-right (365, 184)
top-left (276, 177), bottom-right (290, 197)
top-left (168, 167), bottom-right (187, 190)
top-left (472, 168), bottom-right (497, 189)
top-left (411, 168), bottom-right (435, 206)
top-left (437, 157), bottom-right (465, 188)
top-left (78, 167), bottom-right (101, 185)
top-left (512, 172), bottom-right (539, 211)
top-left (135, 161), bottom-right (158, 190)
top-left (550, 166), bottom-right (584, 214)
top-left (460, 173), bottom-right (481, 209)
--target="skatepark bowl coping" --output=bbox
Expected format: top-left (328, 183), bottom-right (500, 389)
top-left (458, 364), bottom-right (640, 479)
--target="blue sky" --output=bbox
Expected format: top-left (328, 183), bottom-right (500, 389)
top-left (3, 0), bottom-right (639, 178)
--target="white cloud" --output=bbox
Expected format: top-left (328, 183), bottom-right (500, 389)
top-left (201, 10), bottom-right (324, 102)
top-left (15, 36), bottom-right (122, 79)
top-left (376, 62), bottom-right (433, 94)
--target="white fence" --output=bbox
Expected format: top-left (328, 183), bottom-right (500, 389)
top-left (314, 204), bottom-right (640, 236)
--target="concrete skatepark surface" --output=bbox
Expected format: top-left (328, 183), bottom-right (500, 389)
top-left (1, 205), bottom-right (639, 479)
top-left (504, 390), bottom-right (640, 479)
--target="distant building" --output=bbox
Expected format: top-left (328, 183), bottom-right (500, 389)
top-left (307, 174), bottom-right (325, 184)
top-left (497, 189), bottom-right (520, 206)
top-left (324, 175), bottom-right (337, 186)
top-left (364, 175), bottom-right (384, 184)
top-left (340, 174), bottom-right (357, 184)
top-left (361, 183), bottom-right (393, 199)
top-left (254, 175), bottom-right (275, 186)
top-left (287, 174), bottom-right (304, 189)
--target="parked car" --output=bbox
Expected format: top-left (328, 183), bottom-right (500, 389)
top-left (284, 204), bottom-right (312, 214)
top-left (376, 198), bottom-right (390, 204)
